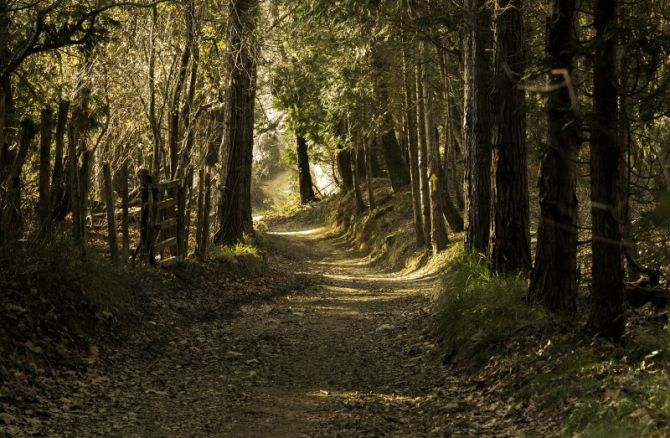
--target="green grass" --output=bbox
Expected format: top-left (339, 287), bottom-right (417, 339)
top-left (433, 244), bottom-right (670, 435)
top-left (435, 244), bottom-right (548, 363)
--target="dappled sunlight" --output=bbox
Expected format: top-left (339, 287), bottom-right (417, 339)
top-left (268, 227), bottom-right (327, 237)
top-left (307, 389), bottom-right (423, 405)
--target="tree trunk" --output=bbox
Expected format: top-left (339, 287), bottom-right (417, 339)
top-left (103, 162), bottom-right (119, 264)
top-left (422, 43), bottom-right (448, 252)
top-left (51, 100), bottom-right (70, 220)
top-left (440, 51), bottom-right (465, 211)
top-left (403, 36), bottom-right (426, 247)
top-left (336, 145), bottom-right (354, 193)
top-left (296, 134), bottom-right (316, 204)
top-left (67, 122), bottom-right (82, 244)
top-left (529, 0), bottom-right (579, 314)
top-left (463, 0), bottom-right (493, 254)
top-left (0, 119), bottom-right (35, 244)
top-left (590, 0), bottom-right (624, 341)
top-left (38, 107), bottom-right (54, 231)
top-left (352, 143), bottom-right (366, 213)
top-left (149, 6), bottom-right (163, 178)
top-left (416, 58), bottom-right (432, 249)
top-left (168, 11), bottom-right (192, 178)
top-left (119, 161), bottom-right (130, 263)
top-left (489, 0), bottom-right (531, 273)
top-left (366, 140), bottom-right (376, 213)
top-left (380, 129), bottom-right (410, 192)
top-left (214, 0), bottom-right (258, 245)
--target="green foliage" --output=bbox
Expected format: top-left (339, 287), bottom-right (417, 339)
top-left (435, 245), bottom-right (548, 363)
top-left (210, 243), bottom-right (260, 262)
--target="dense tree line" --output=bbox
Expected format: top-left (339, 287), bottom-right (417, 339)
top-left (1, 0), bottom-right (670, 340)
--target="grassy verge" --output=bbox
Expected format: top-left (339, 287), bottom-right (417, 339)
top-left (433, 244), bottom-right (670, 436)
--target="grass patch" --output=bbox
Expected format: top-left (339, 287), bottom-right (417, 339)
top-left (433, 244), bottom-right (670, 435)
top-left (435, 244), bottom-right (548, 363)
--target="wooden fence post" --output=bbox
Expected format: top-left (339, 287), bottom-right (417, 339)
top-left (139, 169), bottom-right (155, 265)
top-left (196, 167), bottom-right (205, 260)
top-left (183, 167), bottom-right (194, 258)
top-left (176, 176), bottom-right (186, 261)
top-left (202, 167), bottom-right (212, 260)
top-left (120, 161), bottom-right (130, 263)
top-left (103, 162), bottom-right (119, 264)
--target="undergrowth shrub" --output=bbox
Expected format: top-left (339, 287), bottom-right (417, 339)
top-left (435, 244), bottom-right (548, 363)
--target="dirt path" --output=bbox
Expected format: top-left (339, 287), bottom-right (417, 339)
top-left (12, 223), bottom-right (544, 437)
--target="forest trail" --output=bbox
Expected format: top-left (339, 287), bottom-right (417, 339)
top-left (34, 222), bottom-right (545, 437)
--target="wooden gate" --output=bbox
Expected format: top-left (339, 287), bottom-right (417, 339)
top-left (139, 170), bottom-right (188, 267)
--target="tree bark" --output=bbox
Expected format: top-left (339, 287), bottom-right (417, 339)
top-left (352, 143), bottom-right (367, 213)
top-left (0, 119), bottom-right (35, 244)
top-left (38, 107), bottom-right (54, 231)
top-left (529, 0), bottom-right (579, 314)
top-left (422, 42), bottom-right (448, 252)
top-left (119, 161), bottom-right (130, 263)
top-left (366, 140), bottom-right (376, 213)
top-left (416, 58), bottom-right (432, 249)
top-left (380, 129), bottom-right (410, 192)
top-left (296, 134), bottom-right (316, 204)
top-left (336, 145), bottom-right (354, 193)
top-left (403, 36), bottom-right (426, 247)
top-left (590, 0), bottom-right (625, 341)
top-left (214, 0), bottom-right (258, 245)
top-left (463, 0), bottom-right (493, 254)
top-left (51, 100), bottom-right (69, 220)
top-left (489, 0), bottom-right (531, 273)
top-left (103, 162), bottom-right (119, 264)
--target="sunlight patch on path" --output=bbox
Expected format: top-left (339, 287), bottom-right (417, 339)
top-left (268, 227), bottom-right (327, 236)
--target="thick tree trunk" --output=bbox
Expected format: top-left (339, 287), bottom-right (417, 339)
top-left (403, 37), bottom-right (426, 247)
top-left (296, 134), bottom-right (316, 204)
top-left (422, 43), bottom-right (448, 252)
top-left (416, 59), bottom-right (432, 249)
top-left (380, 129), bottom-right (410, 192)
top-left (463, 0), bottom-right (493, 254)
top-left (214, 0), bottom-right (258, 245)
top-left (590, 0), bottom-right (624, 341)
top-left (336, 145), bottom-right (354, 193)
top-left (489, 0), bottom-right (531, 273)
top-left (38, 107), bottom-right (54, 231)
top-left (529, 0), bottom-right (579, 314)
